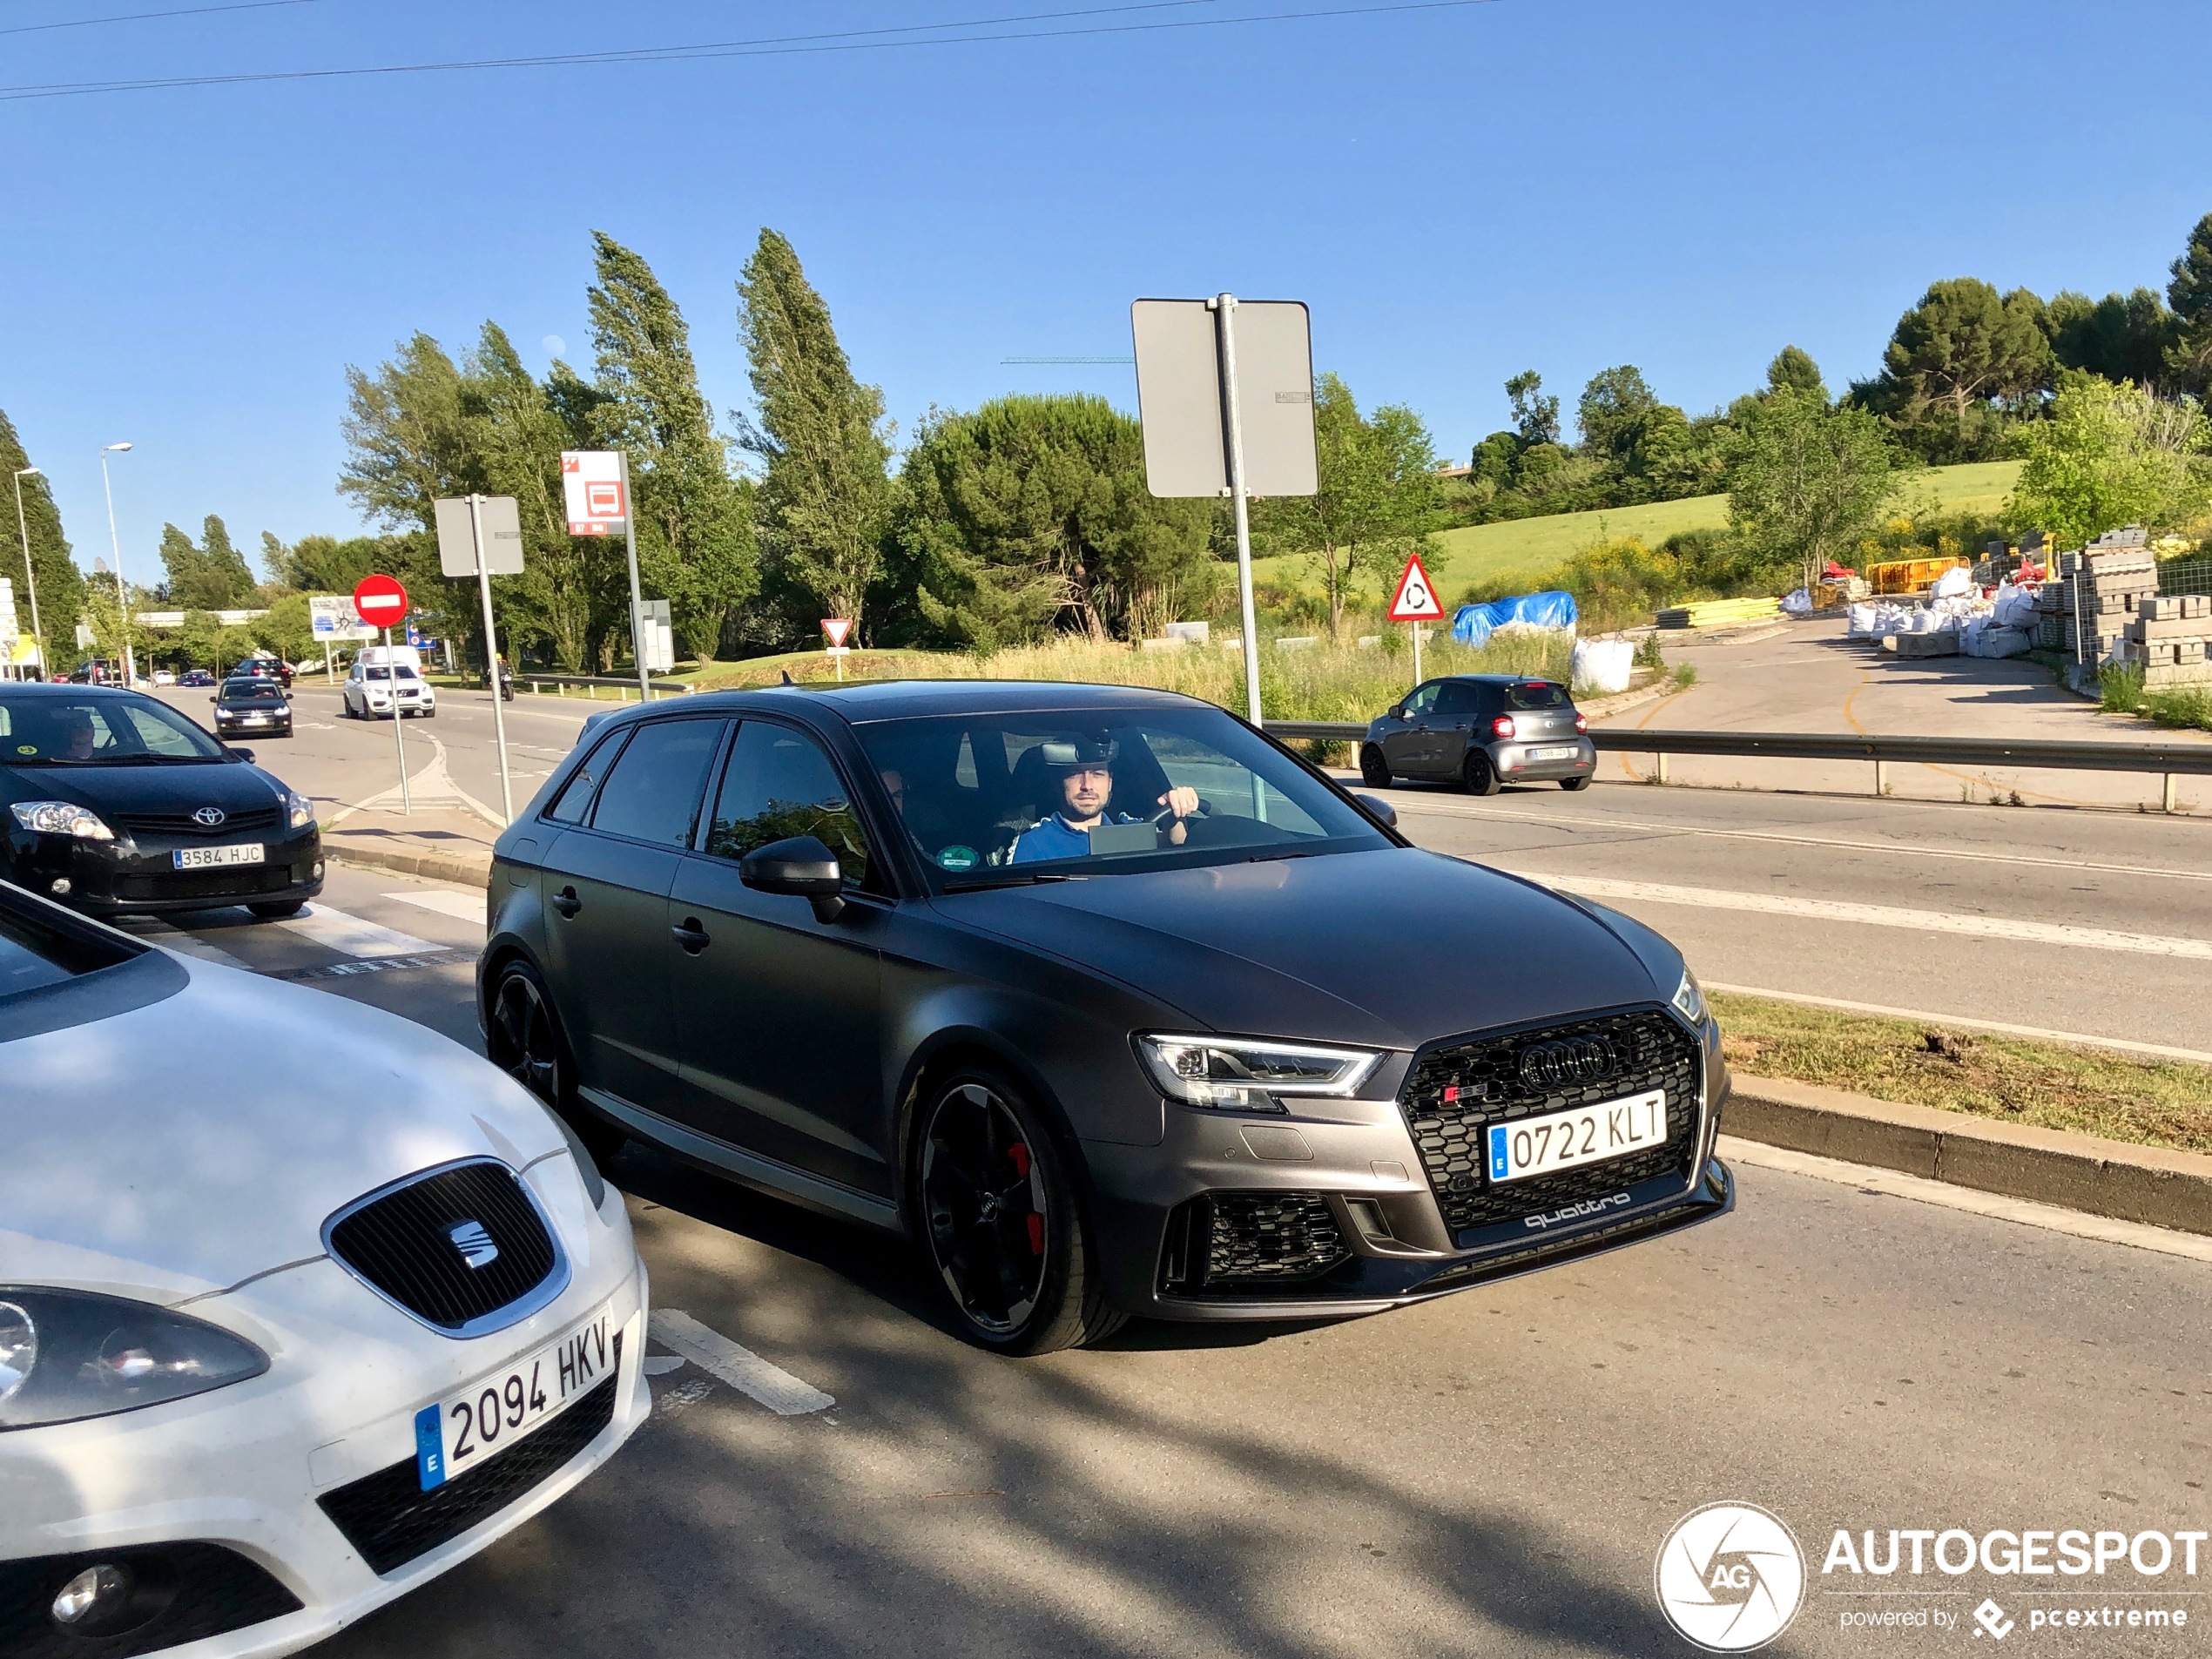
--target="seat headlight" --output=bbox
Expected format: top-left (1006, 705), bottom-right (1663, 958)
top-left (0, 1289), bottom-right (267, 1429)
top-left (10, 801), bottom-right (115, 841)
top-left (1671, 967), bottom-right (1707, 1028)
top-left (282, 790), bottom-right (314, 830)
top-left (1135, 1034), bottom-right (1385, 1113)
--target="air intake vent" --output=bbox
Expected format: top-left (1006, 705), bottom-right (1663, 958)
top-left (324, 1160), bottom-right (564, 1337)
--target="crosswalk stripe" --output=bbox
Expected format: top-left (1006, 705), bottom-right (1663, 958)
top-left (274, 902), bottom-right (436, 959)
top-left (138, 923), bottom-right (254, 972)
top-left (647, 1310), bottom-right (834, 1417)
top-left (382, 887), bottom-right (488, 924)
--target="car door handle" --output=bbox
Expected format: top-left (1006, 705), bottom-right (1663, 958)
top-left (551, 886), bottom-right (582, 919)
top-left (671, 918), bottom-right (711, 954)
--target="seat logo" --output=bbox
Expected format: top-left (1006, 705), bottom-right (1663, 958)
top-left (1519, 1035), bottom-right (1615, 1090)
top-left (1655, 1502), bottom-right (1805, 1650)
top-left (192, 806), bottom-right (227, 827)
top-left (448, 1220), bottom-right (499, 1269)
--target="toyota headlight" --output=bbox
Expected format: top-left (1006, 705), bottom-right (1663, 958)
top-left (10, 801), bottom-right (115, 841)
top-left (1671, 967), bottom-right (1707, 1028)
top-left (0, 1289), bottom-right (267, 1430)
top-left (1135, 1034), bottom-right (1384, 1113)
top-left (283, 790), bottom-right (314, 830)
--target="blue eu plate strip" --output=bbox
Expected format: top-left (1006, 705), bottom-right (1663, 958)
top-left (1487, 1123), bottom-right (1508, 1181)
top-left (415, 1404), bottom-right (446, 1491)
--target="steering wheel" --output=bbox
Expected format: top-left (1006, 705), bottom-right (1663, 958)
top-left (1149, 797), bottom-right (1214, 826)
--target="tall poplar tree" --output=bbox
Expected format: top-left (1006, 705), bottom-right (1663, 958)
top-left (736, 228), bottom-right (892, 631)
top-left (587, 233), bottom-right (755, 660)
top-left (0, 407), bottom-right (84, 673)
top-left (200, 515), bottom-right (257, 604)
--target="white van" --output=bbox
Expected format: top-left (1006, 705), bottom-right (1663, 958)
top-left (343, 645), bottom-right (437, 720)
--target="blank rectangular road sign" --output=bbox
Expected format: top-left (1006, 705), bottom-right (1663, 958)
top-left (1131, 299), bottom-right (1316, 499)
top-left (435, 496), bottom-right (526, 577)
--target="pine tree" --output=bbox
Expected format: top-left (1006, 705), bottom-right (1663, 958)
top-left (200, 515), bottom-right (257, 605)
top-left (2166, 213), bottom-right (2212, 394)
top-left (587, 233), bottom-right (755, 661)
top-left (0, 406), bottom-right (84, 673)
top-left (737, 228), bottom-right (892, 631)
top-left (159, 523), bottom-right (210, 606)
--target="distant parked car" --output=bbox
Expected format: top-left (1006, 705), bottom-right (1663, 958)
top-left (212, 677), bottom-right (294, 739)
top-left (1360, 675), bottom-right (1595, 795)
top-left (229, 658), bottom-right (294, 691)
top-left (179, 669), bottom-right (215, 688)
top-left (151, 670), bottom-right (177, 687)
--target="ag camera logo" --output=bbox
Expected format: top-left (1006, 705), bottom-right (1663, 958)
top-left (1655, 1502), bottom-right (1806, 1651)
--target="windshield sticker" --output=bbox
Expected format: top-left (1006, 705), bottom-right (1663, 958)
top-left (937, 845), bottom-right (980, 872)
top-left (16, 745), bottom-right (36, 755)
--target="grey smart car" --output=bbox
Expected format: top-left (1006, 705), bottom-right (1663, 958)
top-left (1359, 675), bottom-right (1595, 794)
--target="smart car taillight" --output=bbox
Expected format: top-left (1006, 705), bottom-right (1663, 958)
top-left (1491, 716), bottom-right (1516, 738)
top-left (1575, 713), bottom-right (1588, 733)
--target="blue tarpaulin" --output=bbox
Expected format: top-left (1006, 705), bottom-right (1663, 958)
top-left (1451, 590), bottom-right (1578, 646)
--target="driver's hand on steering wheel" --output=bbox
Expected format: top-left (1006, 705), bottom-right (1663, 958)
top-left (1157, 786), bottom-right (1200, 846)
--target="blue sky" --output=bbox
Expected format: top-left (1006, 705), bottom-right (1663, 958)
top-left (6, 0), bottom-right (2209, 579)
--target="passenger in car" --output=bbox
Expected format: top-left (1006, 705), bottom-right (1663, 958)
top-left (1009, 734), bottom-right (1200, 863)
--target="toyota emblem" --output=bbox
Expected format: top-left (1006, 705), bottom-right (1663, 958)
top-left (1519, 1035), bottom-right (1617, 1091)
top-left (192, 806), bottom-right (227, 828)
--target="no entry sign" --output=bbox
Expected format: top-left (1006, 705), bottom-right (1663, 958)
top-left (353, 573), bottom-right (409, 629)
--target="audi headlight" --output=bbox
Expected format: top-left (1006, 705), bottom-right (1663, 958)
top-left (0, 1289), bottom-right (267, 1430)
top-left (282, 790), bottom-right (314, 830)
top-left (10, 801), bottom-right (115, 841)
top-left (1135, 1034), bottom-right (1385, 1113)
top-left (1671, 967), bottom-right (1707, 1028)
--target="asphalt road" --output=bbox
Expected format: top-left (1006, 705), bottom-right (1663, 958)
top-left (121, 867), bottom-right (2212, 1658)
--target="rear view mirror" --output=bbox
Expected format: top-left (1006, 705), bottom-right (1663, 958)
top-left (1352, 792), bottom-right (1398, 829)
top-left (739, 834), bottom-right (846, 922)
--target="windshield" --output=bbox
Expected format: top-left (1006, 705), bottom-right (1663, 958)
top-left (222, 682), bottom-right (286, 702)
top-left (0, 691), bottom-right (227, 765)
top-left (854, 705), bottom-right (1392, 886)
top-left (360, 664), bottom-right (419, 682)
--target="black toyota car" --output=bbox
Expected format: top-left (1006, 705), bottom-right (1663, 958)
top-left (1, 684), bottom-right (322, 919)
top-left (481, 681), bottom-right (1730, 1354)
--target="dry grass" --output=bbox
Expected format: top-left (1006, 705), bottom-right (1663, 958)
top-left (1712, 991), bottom-right (2212, 1156)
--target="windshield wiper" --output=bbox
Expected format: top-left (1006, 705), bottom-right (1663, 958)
top-left (941, 871), bottom-right (1085, 892)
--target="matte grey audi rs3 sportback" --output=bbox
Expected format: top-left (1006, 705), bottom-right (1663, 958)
top-left (481, 680), bottom-right (1731, 1354)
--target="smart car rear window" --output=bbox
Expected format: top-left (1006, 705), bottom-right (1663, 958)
top-left (1502, 682), bottom-right (1569, 710)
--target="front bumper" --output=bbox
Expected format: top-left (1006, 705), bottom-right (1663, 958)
top-left (0, 1166), bottom-right (649, 1659)
top-left (214, 716), bottom-right (293, 738)
top-left (9, 826), bottom-right (325, 917)
top-left (1485, 735), bottom-right (1596, 782)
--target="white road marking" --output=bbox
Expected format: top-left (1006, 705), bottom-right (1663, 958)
top-left (642, 1354), bottom-right (687, 1376)
top-left (382, 887), bottom-right (488, 924)
top-left (1506, 870), bottom-right (2212, 961)
top-left (1382, 792), bottom-right (2212, 884)
top-left (136, 924), bottom-right (254, 971)
top-left (275, 902), bottom-right (437, 959)
top-left (1705, 981), bottom-right (2212, 1065)
top-left (1717, 1135), bottom-right (2212, 1264)
top-left (648, 1310), bottom-right (834, 1417)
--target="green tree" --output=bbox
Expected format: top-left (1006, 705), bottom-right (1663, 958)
top-left (199, 515), bottom-right (256, 605)
top-left (737, 228), bottom-right (893, 633)
top-left (2046, 288), bottom-right (2176, 388)
top-left (1575, 366), bottom-right (1660, 463)
top-left (1504, 370), bottom-right (1560, 446)
top-left (585, 233), bottom-right (755, 660)
top-left (1878, 279), bottom-right (2052, 457)
top-left (264, 532), bottom-right (407, 596)
top-left (158, 523), bottom-right (207, 607)
top-left (1258, 374), bottom-right (1439, 638)
top-left (1765, 346), bottom-right (1829, 402)
top-left (0, 407), bottom-right (84, 673)
top-left (2008, 372), bottom-right (2208, 549)
top-left (1723, 391), bottom-right (1896, 595)
top-left (2165, 213), bottom-right (2212, 394)
top-left (887, 393), bottom-right (1215, 649)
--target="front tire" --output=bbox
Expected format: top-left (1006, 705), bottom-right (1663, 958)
top-left (248, 899), bottom-right (305, 919)
top-left (913, 1068), bottom-right (1124, 1356)
top-left (1359, 745), bottom-right (1392, 788)
top-left (486, 960), bottom-right (625, 1163)
top-left (1463, 750), bottom-right (1502, 796)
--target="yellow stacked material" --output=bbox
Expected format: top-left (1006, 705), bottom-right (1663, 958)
top-left (1653, 597), bottom-right (1783, 629)
top-left (1865, 556), bottom-right (1970, 596)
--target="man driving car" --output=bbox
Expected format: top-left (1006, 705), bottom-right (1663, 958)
top-left (1010, 734), bottom-right (1199, 863)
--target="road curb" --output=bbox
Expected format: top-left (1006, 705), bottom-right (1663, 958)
top-left (1724, 1074), bottom-right (2212, 1238)
top-left (323, 840), bottom-right (492, 888)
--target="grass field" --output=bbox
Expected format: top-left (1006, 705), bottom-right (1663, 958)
top-left (1251, 459), bottom-right (2026, 606)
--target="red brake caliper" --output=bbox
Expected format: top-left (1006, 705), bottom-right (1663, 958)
top-left (1008, 1143), bottom-right (1042, 1254)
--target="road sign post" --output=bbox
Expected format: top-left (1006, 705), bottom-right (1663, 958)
top-left (1386, 551), bottom-right (1445, 687)
top-left (1132, 295), bottom-right (1316, 729)
top-left (436, 494), bottom-right (525, 823)
top-left (354, 574), bottom-right (412, 817)
top-left (822, 617), bottom-right (853, 681)
top-left (562, 450), bottom-right (651, 700)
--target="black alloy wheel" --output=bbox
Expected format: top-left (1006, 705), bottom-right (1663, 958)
top-left (915, 1071), bottom-right (1123, 1355)
top-left (248, 899), bottom-right (305, 920)
top-left (487, 961), bottom-right (624, 1162)
top-left (1359, 745), bottom-right (1392, 788)
top-left (1560, 775), bottom-right (1591, 792)
top-left (1462, 749), bottom-right (1502, 796)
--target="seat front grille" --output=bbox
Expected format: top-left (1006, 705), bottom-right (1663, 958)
top-left (325, 1160), bottom-right (562, 1334)
top-left (1399, 1008), bottom-right (1701, 1238)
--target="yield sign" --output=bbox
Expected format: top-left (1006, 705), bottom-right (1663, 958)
top-left (821, 618), bottom-right (854, 648)
top-left (1386, 551), bottom-right (1444, 622)
top-left (353, 573), bottom-right (409, 629)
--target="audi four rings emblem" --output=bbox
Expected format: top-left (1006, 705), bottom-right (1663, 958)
top-left (1520, 1035), bottom-right (1617, 1090)
top-left (192, 806), bottom-right (227, 827)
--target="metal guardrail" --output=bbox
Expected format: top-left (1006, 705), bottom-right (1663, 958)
top-left (520, 674), bottom-right (696, 700)
top-left (1263, 722), bottom-right (2212, 811)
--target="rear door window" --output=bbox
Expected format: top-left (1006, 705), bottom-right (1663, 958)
top-left (1435, 682), bottom-right (1479, 717)
top-left (587, 719), bottom-right (727, 846)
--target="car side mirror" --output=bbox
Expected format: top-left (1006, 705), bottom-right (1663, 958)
top-left (1352, 792), bottom-right (1398, 829)
top-left (1387, 705), bottom-right (1405, 720)
top-left (208, 696), bottom-right (218, 704)
top-left (738, 833), bottom-right (846, 922)
top-left (226, 747), bottom-right (255, 764)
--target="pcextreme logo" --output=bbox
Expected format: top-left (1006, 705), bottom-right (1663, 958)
top-left (1655, 1502), bottom-right (1807, 1652)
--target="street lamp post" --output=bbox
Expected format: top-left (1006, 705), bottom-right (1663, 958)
top-left (10, 467), bottom-right (43, 678)
top-left (99, 443), bottom-right (133, 685)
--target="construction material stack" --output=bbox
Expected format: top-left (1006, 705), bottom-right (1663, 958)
top-left (2125, 594), bottom-right (2212, 688)
top-left (2067, 527), bottom-right (2158, 676)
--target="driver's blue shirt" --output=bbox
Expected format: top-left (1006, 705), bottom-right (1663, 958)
top-left (1010, 810), bottom-right (1143, 864)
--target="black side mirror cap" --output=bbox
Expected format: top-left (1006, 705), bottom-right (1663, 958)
top-left (1352, 792), bottom-right (1398, 829)
top-left (738, 833), bottom-right (846, 922)
top-left (226, 748), bottom-right (255, 764)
